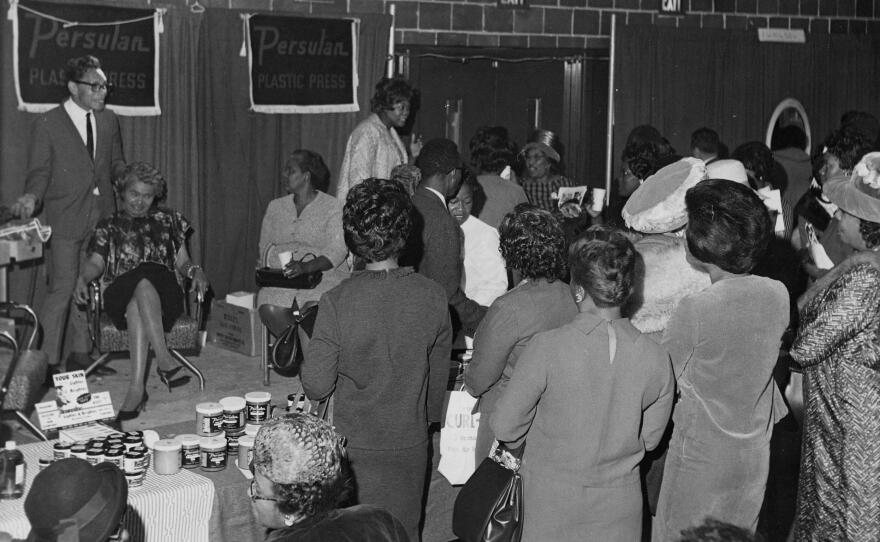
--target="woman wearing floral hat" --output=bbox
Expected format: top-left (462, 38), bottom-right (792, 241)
top-left (790, 152), bottom-right (880, 542)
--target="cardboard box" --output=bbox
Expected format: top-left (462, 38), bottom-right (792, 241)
top-left (206, 299), bottom-right (263, 357)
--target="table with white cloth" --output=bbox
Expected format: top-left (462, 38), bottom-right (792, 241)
top-left (0, 440), bottom-right (215, 542)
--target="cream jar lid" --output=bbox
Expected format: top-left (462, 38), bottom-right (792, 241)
top-left (220, 396), bottom-right (246, 411)
top-left (153, 439), bottom-right (182, 452)
top-left (196, 402), bottom-right (223, 415)
top-left (244, 391), bottom-right (271, 403)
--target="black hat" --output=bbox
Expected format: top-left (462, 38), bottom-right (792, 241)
top-left (25, 458), bottom-right (127, 542)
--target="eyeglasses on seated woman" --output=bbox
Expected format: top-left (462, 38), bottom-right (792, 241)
top-left (250, 413), bottom-right (409, 542)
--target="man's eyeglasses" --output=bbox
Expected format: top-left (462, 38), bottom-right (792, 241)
top-left (248, 479), bottom-right (283, 503)
top-left (74, 80), bottom-right (112, 92)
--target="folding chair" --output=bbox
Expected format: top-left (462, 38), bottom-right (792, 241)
top-left (0, 303), bottom-right (48, 441)
top-left (84, 280), bottom-right (206, 390)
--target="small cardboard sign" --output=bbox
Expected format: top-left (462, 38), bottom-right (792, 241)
top-left (35, 370), bottom-right (115, 431)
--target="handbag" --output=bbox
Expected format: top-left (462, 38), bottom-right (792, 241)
top-left (268, 300), bottom-right (318, 378)
top-left (255, 253), bottom-right (322, 290)
top-left (452, 441), bottom-right (524, 542)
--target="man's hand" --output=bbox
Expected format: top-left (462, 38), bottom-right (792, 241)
top-left (12, 193), bottom-right (37, 218)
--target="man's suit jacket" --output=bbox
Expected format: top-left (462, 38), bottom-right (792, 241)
top-left (25, 103), bottom-right (125, 241)
top-left (403, 187), bottom-right (486, 336)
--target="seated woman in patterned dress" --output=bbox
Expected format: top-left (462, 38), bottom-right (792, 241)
top-left (73, 162), bottom-right (208, 423)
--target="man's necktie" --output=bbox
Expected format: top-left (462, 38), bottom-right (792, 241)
top-left (86, 112), bottom-right (94, 160)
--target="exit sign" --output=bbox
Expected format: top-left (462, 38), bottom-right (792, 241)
top-left (498, 0), bottom-right (529, 8)
top-left (659, 0), bottom-right (685, 14)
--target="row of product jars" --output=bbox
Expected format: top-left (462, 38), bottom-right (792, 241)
top-left (196, 392), bottom-right (272, 438)
top-left (153, 430), bottom-right (256, 475)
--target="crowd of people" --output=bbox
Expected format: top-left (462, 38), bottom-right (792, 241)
top-left (9, 54), bottom-right (880, 542)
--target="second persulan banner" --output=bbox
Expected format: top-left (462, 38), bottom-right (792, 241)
top-left (246, 14), bottom-right (359, 114)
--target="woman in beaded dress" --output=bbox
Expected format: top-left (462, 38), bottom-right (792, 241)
top-left (790, 152), bottom-right (880, 541)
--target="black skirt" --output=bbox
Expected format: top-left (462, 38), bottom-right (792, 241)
top-left (103, 262), bottom-right (184, 332)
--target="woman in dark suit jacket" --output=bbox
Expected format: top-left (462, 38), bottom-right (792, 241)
top-left (302, 178), bottom-right (451, 541)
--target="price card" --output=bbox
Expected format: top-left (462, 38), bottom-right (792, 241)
top-left (35, 371), bottom-right (115, 431)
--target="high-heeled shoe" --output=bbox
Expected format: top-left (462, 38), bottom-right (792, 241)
top-left (156, 366), bottom-right (189, 392)
top-left (113, 392), bottom-right (149, 427)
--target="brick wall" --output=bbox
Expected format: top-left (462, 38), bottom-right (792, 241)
top-left (226, 0), bottom-right (880, 49)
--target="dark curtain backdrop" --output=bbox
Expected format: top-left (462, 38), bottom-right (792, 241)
top-left (198, 10), bottom-right (390, 296)
top-left (0, 4), bottom-right (390, 303)
top-left (612, 24), bottom-right (880, 173)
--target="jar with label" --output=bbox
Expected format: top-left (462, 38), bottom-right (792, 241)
top-left (53, 442), bottom-right (72, 460)
top-left (123, 451), bottom-right (146, 473)
top-left (86, 448), bottom-right (104, 465)
top-left (176, 434), bottom-right (201, 469)
top-left (131, 445), bottom-right (150, 469)
top-left (38, 458), bottom-right (52, 472)
top-left (199, 436), bottom-right (227, 472)
top-left (153, 439), bottom-right (182, 475)
top-left (70, 444), bottom-right (88, 460)
top-left (196, 402), bottom-right (225, 436)
top-left (104, 449), bottom-right (124, 469)
top-left (225, 428), bottom-right (245, 456)
top-left (220, 396), bottom-right (246, 431)
top-left (245, 392), bottom-right (272, 424)
top-left (237, 435), bottom-right (255, 470)
top-left (123, 435), bottom-right (143, 451)
top-left (125, 470), bottom-right (145, 488)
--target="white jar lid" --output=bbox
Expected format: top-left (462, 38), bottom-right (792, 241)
top-left (244, 424), bottom-right (260, 436)
top-left (175, 434), bottom-right (201, 446)
top-left (199, 436), bottom-right (227, 450)
top-left (196, 402), bottom-right (223, 415)
top-left (245, 391), bottom-right (271, 403)
top-left (153, 439), bottom-right (182, 452)
top-left (238, 435), bottom-right (255, 447)
top-left (219, 396), bottom-right (246, 410)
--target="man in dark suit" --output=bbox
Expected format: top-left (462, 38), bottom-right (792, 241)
top-left (13, 56), bottom-right (126, 373)
top-left (402, 138), bottom-right (486, 337)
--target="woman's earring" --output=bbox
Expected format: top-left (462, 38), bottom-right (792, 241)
top-left (574, 288), bottom-right (584, 303)
top-left (284, 515), bottom-right (295, 527)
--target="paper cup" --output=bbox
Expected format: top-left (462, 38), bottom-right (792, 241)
top-left (277, 251), bottom-right (293, 267)
top-left (591, 188), bottom-right (607, 212)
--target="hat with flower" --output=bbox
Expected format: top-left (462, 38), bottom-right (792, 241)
top-left (621, 157), bottom-right (706, 233)
top-left (823, 151), bottom-right (880, 223)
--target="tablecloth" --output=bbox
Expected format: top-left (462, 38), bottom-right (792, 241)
top-left (0, 440), bottom-right (214, 542)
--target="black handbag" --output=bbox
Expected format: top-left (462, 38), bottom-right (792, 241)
top-left (255, 253), bottom-right (322, 290)
top-left (267, 300), bottom-right (318, 378)
top-left (452, 442), bottom-right (524, 542)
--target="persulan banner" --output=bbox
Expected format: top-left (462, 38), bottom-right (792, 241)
top-left (245, 14), bottom-right (359, 114)
top-left (10, 0), bottom-right (161, 116)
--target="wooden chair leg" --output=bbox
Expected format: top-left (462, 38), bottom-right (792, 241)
top-left (14, 410), bottom-right (48, 441)
top-left (84, 353), bottom-right (113, 377)
top-left (170, 349), bottom-right (205, 391)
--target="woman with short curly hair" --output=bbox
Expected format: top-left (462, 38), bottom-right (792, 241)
top-left (491, 225), bottom-right (674, 541)
top-left (250, 412), bottom-right (408, 541)
top-left (464, 204), bottom-right (577, 462)
top-left (302, 178), bottom-right (451, 540)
